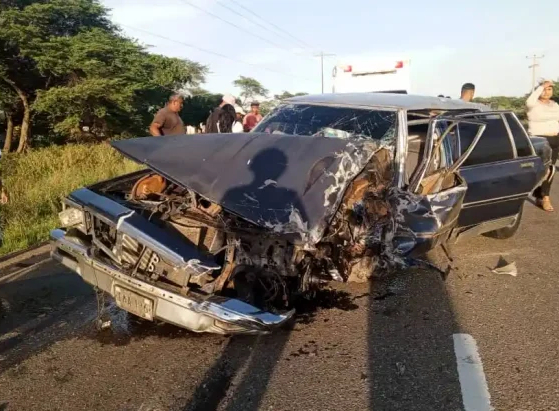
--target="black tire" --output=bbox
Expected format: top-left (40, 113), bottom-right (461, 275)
top-left (485, 207), bottom-right (523, 239)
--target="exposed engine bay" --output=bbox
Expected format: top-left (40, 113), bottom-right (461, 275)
top-left (82, 147), bottom-right (395, 313)
top-left (52, 131), bottom-right (472, 333)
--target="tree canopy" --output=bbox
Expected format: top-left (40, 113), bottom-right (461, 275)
top-left (0, 0), bottom-right (207, 150)
top-left (233, 76), bottom-right (269, 108)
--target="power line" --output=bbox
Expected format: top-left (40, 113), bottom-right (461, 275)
top-left (226, 0), bottom-right (316, 51)
top-left (215, 0), bottom-right (310, 52)
top-left (179, 0), bottom-right (310, 59)
top-left (120, 24), bottom-right (313, 81)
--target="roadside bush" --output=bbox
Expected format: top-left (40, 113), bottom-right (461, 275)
top-left (0, 143), bottom-right (143, 256)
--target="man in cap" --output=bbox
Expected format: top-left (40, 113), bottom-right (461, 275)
top-left (149, 94), bottom-right (185, 136)
top-left (460, 83), bottom-right (475, 102)
top-left (205, 94), bottom-right (236, 134)
top-left (243, 101), bottom-right (263, 132)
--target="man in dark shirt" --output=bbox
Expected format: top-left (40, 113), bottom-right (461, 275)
top-left (150, 94), bottom-right (185, 136)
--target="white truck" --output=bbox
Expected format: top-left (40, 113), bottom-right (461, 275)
top-left (332, 58), bottom-right (411, 94)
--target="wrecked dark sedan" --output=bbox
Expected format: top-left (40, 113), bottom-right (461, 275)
top-left (50, 93), bottom-right (550, 335)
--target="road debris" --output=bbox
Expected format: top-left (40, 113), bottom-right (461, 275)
top-left (490, 257), bottom-right (518, 277)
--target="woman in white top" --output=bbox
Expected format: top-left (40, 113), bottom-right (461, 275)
top-left (527, 80), bottom-right (559, 211)
top-left (232, 105), bottom-right (245, 133)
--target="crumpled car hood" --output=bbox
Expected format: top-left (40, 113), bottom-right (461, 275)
top-left (112, 133), bottom-right (379, 245)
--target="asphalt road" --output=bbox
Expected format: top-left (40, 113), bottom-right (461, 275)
top-left (1, 192), bottom-right (559, 410)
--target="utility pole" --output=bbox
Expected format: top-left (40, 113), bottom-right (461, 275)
top-left (314, 51), bottom-right (335, 93)
top-left (526, 54), bottom-right (545, 90)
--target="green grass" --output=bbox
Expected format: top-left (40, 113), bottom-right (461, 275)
top-left (0, 143), bottom-right (143, 256)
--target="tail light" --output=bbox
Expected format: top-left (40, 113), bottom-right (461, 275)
top-left (395, 61), bottom-right (404, 69)
top-left (343, 65), bottom-right (353, 73)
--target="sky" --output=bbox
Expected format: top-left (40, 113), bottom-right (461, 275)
top-left (103, 0), bottom-right (559, 99)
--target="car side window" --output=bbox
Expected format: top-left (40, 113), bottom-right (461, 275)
top-left (459, 114), bottom-right (514, 167)
top-left (504, 113), bottom-right (533, 157)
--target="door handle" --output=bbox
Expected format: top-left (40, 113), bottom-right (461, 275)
top-left (520, 162), bottom-right (535, 168)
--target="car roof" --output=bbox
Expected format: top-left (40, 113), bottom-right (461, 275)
top-left (285, 93), bottom-right (488, 111)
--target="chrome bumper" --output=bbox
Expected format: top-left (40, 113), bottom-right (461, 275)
top-left (50, 229), bottom-right (294, 335)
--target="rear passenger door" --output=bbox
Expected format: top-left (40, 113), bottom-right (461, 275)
top-left (455, 112), bottom-right (541, 228)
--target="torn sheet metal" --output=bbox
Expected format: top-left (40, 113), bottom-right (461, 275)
top-left (321, 143), bottom-right (469, 281)
top-left (112, 133), bottom-right (380, 245)
top-left (389, 176), bottom-right (468, 258)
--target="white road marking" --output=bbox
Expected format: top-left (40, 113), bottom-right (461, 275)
top-left (453, 333), bottom-right (494, 411)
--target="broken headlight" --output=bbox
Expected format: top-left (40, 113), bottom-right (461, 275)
top-left (58, 207), bottom-right (84, 228)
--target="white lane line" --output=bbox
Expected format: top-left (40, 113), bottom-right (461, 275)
top-left (453, 333), bottom-right (494, 411)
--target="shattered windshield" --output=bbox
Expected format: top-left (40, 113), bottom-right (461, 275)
top-left (252, 104), bottom-right (397, 141)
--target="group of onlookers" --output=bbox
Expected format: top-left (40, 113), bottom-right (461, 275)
top-left (203, 94), bottom-right (262, 134)
top-left (149, 93), bottom-right (263, 138)
top-left (452, 80), bottom-right (559, 212)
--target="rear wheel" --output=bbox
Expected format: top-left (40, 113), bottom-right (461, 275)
top-left (485, 207), bottom-right (523, 239)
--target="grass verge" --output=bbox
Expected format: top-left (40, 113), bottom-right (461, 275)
top-left (0, 143), bottom-right (143, 256)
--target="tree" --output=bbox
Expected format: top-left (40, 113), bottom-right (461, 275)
top-left (0, 0), bottom-right (207, 146)
top-left (181, 93), bottom-right (222, 128)
top-left (32, 30), bottom-right (207, 140)
top-left (0, 0), bottom-right (114, 150)
top-left (259, 91), bottom-right (309, 116)
top-left (185, 86), bottom-right (211, 96)
top-left (0, 83), bottom-right (20, 152)
top-left (233, 76), bottom-right (269, 108)
top-left (473, 96), bottom-right (527, 120)
top-left (274, 91), bottom-right (308, 100)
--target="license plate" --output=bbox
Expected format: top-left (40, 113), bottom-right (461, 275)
top-left (114, 285), bottom-right (154, 321)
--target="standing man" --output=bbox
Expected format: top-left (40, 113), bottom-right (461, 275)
top-left (460, 83), bottom-right (475, 102)
top-left (205, 94), bottom-right (236, 133)
top-left (149, 94), bottom-right (185, 136)
top-left (243, 101), bottom-right (263, 132)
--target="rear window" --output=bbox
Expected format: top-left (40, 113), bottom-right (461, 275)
top-left (252, 104), bottom-right (397, 141)
top-left (459, 114), bottom-right (515, 166)
top-left (505, 113), bottom-right (533, 157)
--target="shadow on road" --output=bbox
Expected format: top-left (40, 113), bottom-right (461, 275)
top-left (0, 268), bottom-right (94, 374)
top-left (181, 331), bottom-right (291, 411)
top-left (367, 251), bottom-right (464, 410)
top-left (178, 287), bottom-right (359, 411)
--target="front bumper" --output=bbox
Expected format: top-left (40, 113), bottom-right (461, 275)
top-left (50, 229), bottom-right (294, 334)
